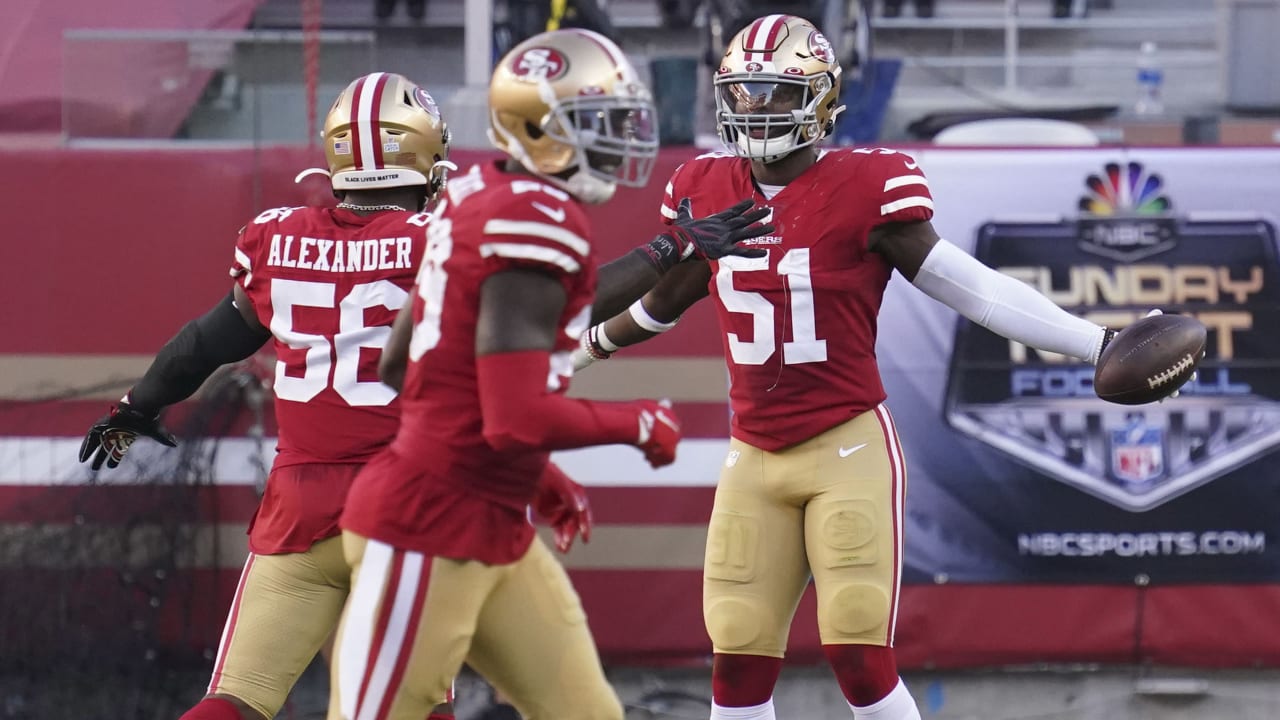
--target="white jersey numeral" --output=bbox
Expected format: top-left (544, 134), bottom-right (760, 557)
top-left (717, 248), bottom-right (828, 366)
top-left (251, 206), bottom-right (304, 225)
top-left (408, 217), bottom-right (454, 361)
top-left (269, 278), bottom-right (409, 405)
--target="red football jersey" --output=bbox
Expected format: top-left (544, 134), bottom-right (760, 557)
top-left (661, 149), bottom-right (934, 451)
top-left (341, 161), bottom-right (597, 564)
top-left (231, 205), bottom-right (427, 552)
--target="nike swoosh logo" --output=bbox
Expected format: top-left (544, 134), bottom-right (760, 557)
top-left (903, 159), bottom-right (918, 170)
top-left (531, 202), bottom-right (566, 223)
top-left (838, 443), bottom-right (868, 458)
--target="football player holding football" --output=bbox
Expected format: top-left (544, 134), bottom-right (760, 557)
top-left (570, 14), bottom-right (1175, 720)
top-left (331, 28), bottom-right (771, 720)
top-left (79, 73), bottom-right (463, 720)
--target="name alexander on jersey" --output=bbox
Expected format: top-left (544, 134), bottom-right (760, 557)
top-left (264, 233), bottom-right (415, 273)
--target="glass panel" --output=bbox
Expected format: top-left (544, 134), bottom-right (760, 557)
top-left (62, 29), bottom-right (375, 144)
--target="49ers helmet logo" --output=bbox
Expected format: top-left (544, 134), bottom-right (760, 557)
top-left (414, 87), bottom-right (440, 117)
top-left (512, 47), bottom-right (569, 81)
top-left (807, 30), bottom-right (834, 64)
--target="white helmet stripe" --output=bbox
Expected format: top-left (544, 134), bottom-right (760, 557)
top-left (355, 71), bottom-right (387, 171)
top-left (745, 14), bottom-right (788, 62)
top-left (761, 14), bottom-right (789, 60)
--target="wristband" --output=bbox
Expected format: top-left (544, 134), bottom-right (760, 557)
top-left (581, 324), bottom-right (617, 362)
top-left (634, 233), bottom-right (684, 274)
top-left (628, 299), bottom-right (679, 333)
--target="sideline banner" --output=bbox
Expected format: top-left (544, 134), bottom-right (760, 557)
top-left (885, 148), bottom-right (1280, 583)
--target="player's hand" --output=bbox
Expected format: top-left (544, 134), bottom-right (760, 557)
top-left (635, 399), bottom-right (681, 468)
top-left (532, 464), bottom-right (593, 553)
top-left (79, 400), bottom-right (177, 470)
top-left (666, 198), bottom-right (773, 261)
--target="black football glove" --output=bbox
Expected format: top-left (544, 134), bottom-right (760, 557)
top-left (79, 400), bottom-right (177, 470)
top-left (667, 197), bottom-right (773, 261)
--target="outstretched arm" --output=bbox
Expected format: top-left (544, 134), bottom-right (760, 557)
top-left (79, 286), bottom-right (271, 470)
top-left (129, 285), bottom-right (271, 412)
top-left (591, 249), bottom-right (667, 324)
top-left (871, 220), bottom-right (1114, 363)
top-left (573, 260), bottom-right (712, 370)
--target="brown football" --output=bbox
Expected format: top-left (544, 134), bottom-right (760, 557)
top-left (1094, 313), bottom-right (1206, 405)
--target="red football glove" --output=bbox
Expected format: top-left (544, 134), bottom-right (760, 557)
top-left (533, 463), bottom-right (593, 553)
top-left (636, 399), bottom-right (682, 468)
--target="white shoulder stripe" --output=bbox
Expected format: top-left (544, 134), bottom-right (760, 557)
top-left (234, 247), bottom-right (252, 270)
top-left (880, 197), bottom-right (934, 215)
top-left (883, 175), bottom-right (929, 192)
top-left (480, 242), bottom-right (581, 273)
top-left (483, 219), bottom-right (589, 256)
top-left (660, 204), bottom-right (678, 219)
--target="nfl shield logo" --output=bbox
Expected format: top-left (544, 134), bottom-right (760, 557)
top-left (1110, 417), bottom-right (1165, 488)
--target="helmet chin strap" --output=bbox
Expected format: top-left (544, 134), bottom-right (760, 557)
top-left (561, 170), bottom-right (617, 204)
top-left (428, 160), bottom-right (458, 198)
top-left (294, 168), bottom-right (332, 183)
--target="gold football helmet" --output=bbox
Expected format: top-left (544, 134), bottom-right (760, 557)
top-left (714, 15), bottom-right (845, 162)
top-left (297, 72), bottom-right (453, 198)
top-left (489, 29), bottom-right (659, 204)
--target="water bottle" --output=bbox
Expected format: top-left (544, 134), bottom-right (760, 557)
top-left (1134, 41), bottom-right (1164, 116)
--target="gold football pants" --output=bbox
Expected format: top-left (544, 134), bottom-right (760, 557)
top-left (209, 535), bottom-right (350, 718)
top-left (331, 531), bottom-right (623, 720)
top-left (704, 405), bottom-right (907, 656)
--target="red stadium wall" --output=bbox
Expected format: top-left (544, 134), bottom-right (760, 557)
top-left (5, 145), bottom-right (1280, 670)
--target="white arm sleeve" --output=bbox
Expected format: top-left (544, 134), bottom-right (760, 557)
top-left (911, 239), bottom-right (1108, 363)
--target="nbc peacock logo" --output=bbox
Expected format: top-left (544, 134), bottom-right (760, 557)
top-left (1078, 161), bottom-right (1172, 216)
top-left (1075, 161), bottom-right (1177, 263)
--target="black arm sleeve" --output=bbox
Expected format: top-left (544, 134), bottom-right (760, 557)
top-left (127, 292), bottom-right (271, 414)
top-left (590, 247), bottom-right (664, 324)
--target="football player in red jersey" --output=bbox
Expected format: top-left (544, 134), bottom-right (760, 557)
top-left (77, 73), bottom-right (463, 720)
top-left (331, 28), bottom-right (772, 720)
top-left (571, 15), bottom-right (1141, 720)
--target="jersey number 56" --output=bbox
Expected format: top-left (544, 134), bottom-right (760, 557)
top-left (269, 279), bottom-right (409, 406)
